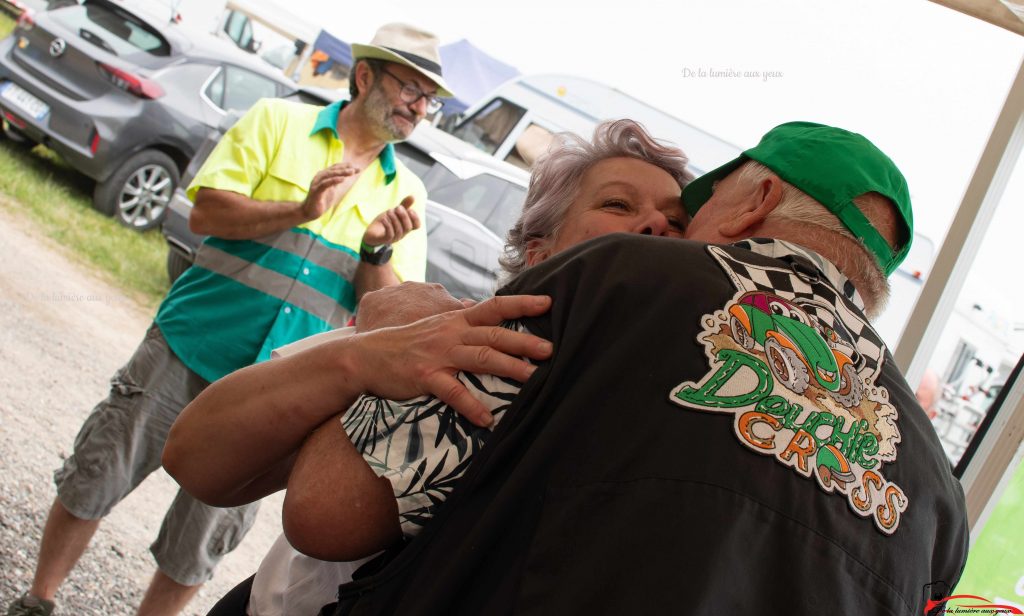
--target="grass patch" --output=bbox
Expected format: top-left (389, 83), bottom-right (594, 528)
top-left (0, 143), bottom-right (170, 308)
top-left (0, 14), bottom-right (169, 310)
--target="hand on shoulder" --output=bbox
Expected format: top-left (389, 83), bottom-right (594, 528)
top-left (349, 294), bottom-right (554, 427)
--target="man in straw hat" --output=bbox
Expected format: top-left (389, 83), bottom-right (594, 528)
top-left (6, 23), bottom-right (452, 616)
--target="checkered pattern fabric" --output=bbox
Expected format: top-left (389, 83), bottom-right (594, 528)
top-left (710, 241), bottom-right (887, 381)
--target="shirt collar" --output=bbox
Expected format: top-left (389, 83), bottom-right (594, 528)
top-left (730, 238), bottom-right (865, 311)
top-left (309, 100), bottom-right (397, 185)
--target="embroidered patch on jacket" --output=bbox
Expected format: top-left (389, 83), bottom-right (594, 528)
top-left (669, 246), bottom-right (907, 534)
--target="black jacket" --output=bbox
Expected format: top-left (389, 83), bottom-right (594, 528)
top-left (329, 235), bottom-right (969, 616)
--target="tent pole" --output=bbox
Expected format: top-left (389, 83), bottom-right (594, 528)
top-left (894, 56), bottom-right (1024, 387)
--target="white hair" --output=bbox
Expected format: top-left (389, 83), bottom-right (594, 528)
top-left (734, 161), bottom-right (891, 316)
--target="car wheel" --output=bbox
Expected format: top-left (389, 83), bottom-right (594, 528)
top-left (166, 249), bottom-right (192, 284)
top-left (93, 149), bottom-right (179, 231)
top-left (830, 363), bottom-right (864, 408)
top-left (764, 337), bottom-right (810, 395)
top-left (730, 315), bottom-right (756, 351)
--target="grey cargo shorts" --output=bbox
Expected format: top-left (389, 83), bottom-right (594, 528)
top-left (53, 323), bottom-right (260, 586)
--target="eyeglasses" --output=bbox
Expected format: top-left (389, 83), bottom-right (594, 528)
top-left (380, 68), bottom-right (443, 114)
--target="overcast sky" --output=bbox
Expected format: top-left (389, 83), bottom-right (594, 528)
top-left (267, 0), bottom-right (1023, 324)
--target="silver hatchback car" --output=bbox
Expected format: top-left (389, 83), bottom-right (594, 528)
top-left (0, 0), bottom-right (296, 229)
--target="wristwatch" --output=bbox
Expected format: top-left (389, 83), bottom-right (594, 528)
top-left (359, 241), bottom-right (393, 265)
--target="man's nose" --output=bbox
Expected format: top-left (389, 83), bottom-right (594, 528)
top-left (409, 95), bottom-right (429, 117)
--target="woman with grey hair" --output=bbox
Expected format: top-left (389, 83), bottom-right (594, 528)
top-left (171, 119), bottom-right (694, 616)
top-left (503, 118), bottom-right (694, 277)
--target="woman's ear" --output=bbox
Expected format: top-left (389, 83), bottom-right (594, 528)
top-left (525, 238), bottom-right (550, 267)
top-left (718, 175), bottom-right (784, 238)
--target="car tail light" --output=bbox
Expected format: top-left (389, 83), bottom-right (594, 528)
top-left (96, 62), bottom-right (164, 99)
top-left (3, 111), bottom-right (27, 129)
top-left (89, 128), bottom-right (100, 155)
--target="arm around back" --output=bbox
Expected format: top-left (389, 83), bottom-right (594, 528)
top-left (163, 294), bottom-right (555, 506)
top-left (162, 337), bottom-right (366, 506)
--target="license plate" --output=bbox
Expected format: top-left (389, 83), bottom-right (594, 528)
top-left (0, 81), bottom-right (49, 121)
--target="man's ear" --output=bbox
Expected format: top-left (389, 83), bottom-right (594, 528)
top-left (525, 238), bottom-right (550, 267)
top-left (718, 175), bottom-right (783, 238)
top-left (354, 61), bottom-right (375, 95)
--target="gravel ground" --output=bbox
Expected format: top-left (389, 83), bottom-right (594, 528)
top-left (0, 203), bottom-right (283, 615)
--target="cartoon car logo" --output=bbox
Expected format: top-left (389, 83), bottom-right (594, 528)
top-left (729, 292), bottom-right (863, 407)
top-left (796, 298), bottom-right (863, 365)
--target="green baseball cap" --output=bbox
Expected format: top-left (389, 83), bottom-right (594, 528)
top-left (682, 121), bottom-right (913, 276)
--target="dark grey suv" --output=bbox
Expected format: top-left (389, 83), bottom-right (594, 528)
top-left (162, 93), bottom-right (530, 301)
top-left (0, 0), bottom-right (296, 229)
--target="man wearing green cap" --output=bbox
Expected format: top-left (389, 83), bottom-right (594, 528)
top-left (188, 121), bottom-right (969, 614)
top-left (680, 120), bottom-right (914, 317)
top-left (307, 120), bottom-right (966, 615)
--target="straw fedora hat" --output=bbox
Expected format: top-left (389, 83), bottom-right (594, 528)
top-left (350, 23), bottom-right (454, 98)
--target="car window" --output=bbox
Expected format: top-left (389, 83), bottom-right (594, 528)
top-left (427, 167), bottom-right (524, 236)
top-left (450, 98), bottom-right (526, 156)
top-left (53, 0), bottom-right (171, 58)
top-left (486, 184), bottom-right (527, 237)
top-left (394, 143), bottom-right (436, 182)
top-left (204, 68), bottom-right (225, 108)
top-left (206, 66), bottom-right (281, 112)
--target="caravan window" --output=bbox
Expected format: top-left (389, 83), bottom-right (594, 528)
top-left (504, 123), bottom-right (554, 170)
top-left (223, 11), bottom-right (255, 52)
top-left (451, 98), bottom-right (526, 156)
